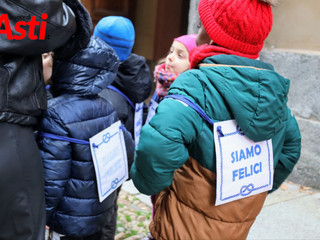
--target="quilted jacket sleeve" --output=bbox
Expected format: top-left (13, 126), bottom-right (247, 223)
top-left (271, 107), bottom-right (301, 191)
top-left (130, 97), bottom-right (204, 195)
top-left (37, 109), bottom-right (72, 221)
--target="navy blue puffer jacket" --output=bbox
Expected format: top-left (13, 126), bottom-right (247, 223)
top-left (99, 53), bottom-right (152, 137)
top-left (37, 37), bottom-right (135, 237)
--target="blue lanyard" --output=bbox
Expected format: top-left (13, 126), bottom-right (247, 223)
top-left (164, 94), bottom-right (214, 126)
top-left (37, 125), bottom-right (125, 147)
top-left (107, 85), bottom-right (135, 110)
top-left (37, 132), bottom-right (90, 145)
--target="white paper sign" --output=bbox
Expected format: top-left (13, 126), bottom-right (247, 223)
top-left (214, 120), bottom-right (273, 206)
top-left (46, 229), bottom-right (61, 240)
top-left (90, 121), bottom-right (128, 202)
top-left (51, 231), bottom-right (61, 240)
top-left (145, 99), bottom-right (158, 124)
top-left (134, 102), bottom-right (144, 147)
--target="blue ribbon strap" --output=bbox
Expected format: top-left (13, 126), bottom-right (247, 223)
top-left (107, 85), bottom-right (135, 110)
top-left (37, 126), bottom-right (125, 146)
top-left (163, 94), bottom-right (214, 126)
top-left (37, 132), bottom-right (90, 145)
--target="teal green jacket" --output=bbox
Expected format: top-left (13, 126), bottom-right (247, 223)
top-left (131, 54), bottom-right (301, 195)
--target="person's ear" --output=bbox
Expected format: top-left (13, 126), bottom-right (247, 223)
top-left (196, 25), bottom-right (211, 46)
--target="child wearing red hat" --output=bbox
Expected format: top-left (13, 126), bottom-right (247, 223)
top-left (132, 0), bottom-right (301, 239)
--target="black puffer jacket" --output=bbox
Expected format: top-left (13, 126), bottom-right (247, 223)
top-left (37, 37), bottom-right (135, 237)
top-left (99, 53), bottom-right (152, 136)
top-left (0, 0), bottom-right (92, 126)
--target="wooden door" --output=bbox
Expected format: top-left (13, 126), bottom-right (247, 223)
top-left (82, 0), bottom-right (137, 27)
top-left (81, 0), bottom-right (189, 61)
top-left (153, 0), bottom-right (189, 60)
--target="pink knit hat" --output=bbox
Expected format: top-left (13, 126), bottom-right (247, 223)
top-left (174, 34), bottom-right (197, 53)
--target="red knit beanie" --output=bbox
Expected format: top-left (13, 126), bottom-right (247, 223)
top-left (198, 0), bottom-right (273, 58)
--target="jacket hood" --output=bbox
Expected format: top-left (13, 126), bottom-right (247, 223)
top-left (199, 55), bottom-right (290, 142)
top-left (51, 36), bottom-right (119, 96)
top-left (112, 53), bottom-right (152, 103)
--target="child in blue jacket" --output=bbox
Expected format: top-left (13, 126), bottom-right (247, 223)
top-left (37, 36), bottom-right (135, 239)
top-left (94, 16), bottom-right (152, 139)
top-left (93, 15), bottom-right (152, 239)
